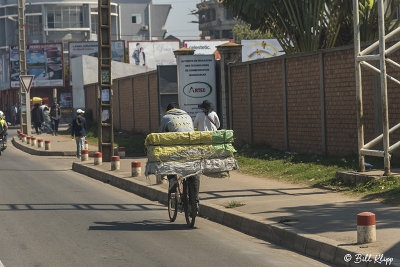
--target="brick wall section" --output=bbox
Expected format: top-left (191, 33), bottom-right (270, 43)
top-left (118, 78), bottom-right (134, 131)
top-left (387, 51), bottom-right (400, 147)
top-left (133, 74), bottom-right (150, 133)
top-left (148, 72), bottom-right (159, 132)
top-left (112, 82), bottom-right (120, 130)
top-left (231, 65), bottom-right (250, 144)
top-left (250, 60), bottom-right (285, 150)
top-left (361, 65), bottom-right (376, 146)
top-left (230, 45), bottom-right (400, 156)
top-left (286, 55), bottom-right (322, 154)
top-left (323, 49), bottom-right (357, 155)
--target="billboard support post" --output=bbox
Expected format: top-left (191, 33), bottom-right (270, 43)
top-left (18, 0), bottom-right (31, 135)
top-left (98, 0), bottom-right (114, 162)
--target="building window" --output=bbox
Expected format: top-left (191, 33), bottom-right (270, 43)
top-left (91, 14), bottom-right (97, 33)
top-left (26, 15), bottom-right (42, 36)
top-left (131, 14), bottom-right (142, 24)
top-left (47, 6), bottom-right (83, 29)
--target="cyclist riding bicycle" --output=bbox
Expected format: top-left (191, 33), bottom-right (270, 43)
top-left (159, 103), bottom-right (200, 210)
top-left (0, 110), bottom-right (8, 149)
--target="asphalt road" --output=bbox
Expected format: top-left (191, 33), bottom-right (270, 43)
top-left (0, 130), bottom-right (327, 267)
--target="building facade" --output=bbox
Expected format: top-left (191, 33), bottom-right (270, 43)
top-left (0, 0), bottom-right (170, 96)
top-left (196, 0), bottom-right (236, 40)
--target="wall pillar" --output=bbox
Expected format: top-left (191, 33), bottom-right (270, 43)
top-left (216, 42), bottom-right (242, 129)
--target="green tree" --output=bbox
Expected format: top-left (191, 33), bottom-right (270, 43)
top-left (222, 0), bottom-right (400, 54)
top-left (232, 23), bottom-right (273, 43)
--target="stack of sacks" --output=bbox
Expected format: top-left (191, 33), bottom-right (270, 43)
top-left (145, 130), bottom-right (239, 178)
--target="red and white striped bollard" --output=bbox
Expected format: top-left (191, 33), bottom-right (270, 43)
top-left (31, 137), bottom-right (37, 146)
top-left (81, 149), bottom-right (89, 161)
top-left (118, 147), bottom-right (126, 158)
top-left (357, 212), bottom-right (376, 244)
top-left (45, 140), bottom-right (51, 150)
top-left (94, 152), bottom-right (102, 165)
top-left (111, 156), bottom-right (120, 171)
top-left (131, 161), bottom-right (141, 177)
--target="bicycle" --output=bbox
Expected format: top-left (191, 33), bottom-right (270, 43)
top-left (168, 175), bottom-right (198, 228)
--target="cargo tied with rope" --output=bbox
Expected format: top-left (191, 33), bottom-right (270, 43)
top-left (145, 130), bottom-right (239, 179)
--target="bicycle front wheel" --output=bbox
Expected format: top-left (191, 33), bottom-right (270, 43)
top-left (168, 182), bottom-right (178, 222)
top-left (183, 179), bottom-right (197, 228)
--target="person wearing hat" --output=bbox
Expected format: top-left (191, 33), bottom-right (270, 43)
top-left (71, 109), bottom-right (87, 158)
top-left (194, 100), bottom-right (220, 131)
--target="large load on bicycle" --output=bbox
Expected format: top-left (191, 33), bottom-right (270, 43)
top-left (145, 129), bottom-right (238, 179)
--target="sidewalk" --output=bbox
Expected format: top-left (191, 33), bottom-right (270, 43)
top-left (11, 132), bottom-right (400, 267)
top-left (13, 125), bottom-right (97, 156)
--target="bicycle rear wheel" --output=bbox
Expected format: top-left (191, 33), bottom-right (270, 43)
top-left (183, 179), bottom-right (197, 228)
top-left (168, 181), bottom-right (178, 222)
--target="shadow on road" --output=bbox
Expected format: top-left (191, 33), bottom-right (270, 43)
top-left (0, 169), bottom-right (70, 172)
top-left (89, 220), bottom-right (191, 231)
top-left (0, 203), bottom-right (165, 212)
top-left (201, 187), bottom-right (327, 200)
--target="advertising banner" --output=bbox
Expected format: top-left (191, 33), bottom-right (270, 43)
top-left (69, 40), bottom-right (125, 62)
top-left (177, 55), bottom-right (216, 119)
top-left (128, 40), bottom-right (180, 69)
top-left (10, 43), bottom-right (64, 88)
top-left (183, 39), bottom-right (233, 60)
top-left (241, 39), bottom-right (284, 62)
top-left (59, 92), bottom-right (72, 108)
top-left (0, 53), bottom-right (7, 90)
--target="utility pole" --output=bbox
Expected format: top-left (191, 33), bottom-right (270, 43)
top-left (98, 0), bottom-right (114, 161)
top-left (18, 0), bottom-right (31, 135)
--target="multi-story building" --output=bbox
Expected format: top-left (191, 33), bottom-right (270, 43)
top-left (196, 0), bottom-right (236, 40)
top-left (0, 0), bottom-right (171, 104)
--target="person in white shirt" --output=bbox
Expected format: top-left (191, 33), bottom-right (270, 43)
top-left (194, 100), bottom-right (220, 131)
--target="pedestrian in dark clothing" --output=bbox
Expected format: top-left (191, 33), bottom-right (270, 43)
top-left (71, 109), bottom-right (87, 158)
top-left (50, 103), bottom-right (61, 135)
top-left (31, 103), bottom-right (43, 134)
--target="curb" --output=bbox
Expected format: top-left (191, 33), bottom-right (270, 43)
top-left (12, 138), bottom-right (95, 157)
top-left (72, 161), bottom-right (400, 267)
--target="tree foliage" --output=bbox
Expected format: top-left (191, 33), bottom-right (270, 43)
top-left (221, 0), bottom-right (400, 54)
top-left (232, 23), bottom-right (273, 43)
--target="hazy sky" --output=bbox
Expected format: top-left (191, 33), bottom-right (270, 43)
top-left (152, 0), bottom-right (201, 40)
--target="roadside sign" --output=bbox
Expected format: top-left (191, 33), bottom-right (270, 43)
top-left (177, 55), bottom-right (216, 120)
top-left (20, 75), bottom-right (34, 93)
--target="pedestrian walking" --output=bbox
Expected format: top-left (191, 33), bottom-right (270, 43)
top-left (40, 103), bottom-right (52, 134)
top-left (10, 104), bottom-right (17, 126)
top-left (194, 100), bottom-right (220, 131)
top-left (50, 103), bottom-right (61, 135)
top-left (31, 103), bottom-right (44, 134)
top-left (71, 109), bottom-right (87, 158)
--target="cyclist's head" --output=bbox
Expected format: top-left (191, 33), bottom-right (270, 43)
top-left (0, 111), bottom-right (4, 119)
top-left (166, 103), bottom-right (179, 112)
